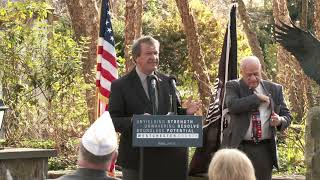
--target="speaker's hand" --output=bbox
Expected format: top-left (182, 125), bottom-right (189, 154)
top-left (185, 96), bottom-right (201, 115)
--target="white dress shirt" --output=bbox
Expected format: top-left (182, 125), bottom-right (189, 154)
top-left (244, 83), bottom-right (272, 140)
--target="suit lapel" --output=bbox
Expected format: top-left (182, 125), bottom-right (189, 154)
top-left (128, 70), bottom-right (168, 114)
top-left (128, 69), bottom-right (150, 107)
top-left (239, 79), bottom-right (252, 97)
top-left (261, 80), bottom-right (274, 112)
top-left (261, 80), bottom-right (278, 139)
top-left (239, 79), bottom-right (255, 130)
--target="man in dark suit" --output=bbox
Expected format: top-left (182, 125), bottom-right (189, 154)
top-left (222, 56), bottom-right (292, 180)
top-left (108, 36), bottom-right (201, 180)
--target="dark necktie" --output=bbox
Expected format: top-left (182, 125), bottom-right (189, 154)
top-left (147, 75), bottom-right (152, 100)
top-left (147, 75), bottom-right (158, 114)
top-left (147, 76), bottom-right (158, 115)
top-left (251, 112), bottom-right (262, 142)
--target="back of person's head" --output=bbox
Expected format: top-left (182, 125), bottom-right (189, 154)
top-left (78, 142), bottom-right (114, 165)
top-left (208, 148), bottom-right (256, 180)
top-left (79, 111), bottom-right (118, 166)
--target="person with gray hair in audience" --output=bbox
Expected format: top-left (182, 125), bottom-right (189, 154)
top-left (208, 148), bottom-right (256, 180)
top-left (57, 111), bottom-right (120, 180)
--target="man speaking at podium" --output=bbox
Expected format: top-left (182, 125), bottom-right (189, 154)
top-left (109, 36), bottom-right (201, 180)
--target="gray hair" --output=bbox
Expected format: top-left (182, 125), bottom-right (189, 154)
top-left (240, 56), bottom-right (261, 71)
top-left (132, 36), bottom-right (160, 61)
top-left (78, 142), bottom-right (113, 164)
top-left (208, 149), bottom-right (256, 180)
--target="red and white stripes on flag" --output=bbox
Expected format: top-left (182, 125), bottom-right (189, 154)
top-left (96, 0), bottom-right (118, 117)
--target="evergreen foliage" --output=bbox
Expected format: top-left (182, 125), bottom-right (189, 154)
top-left (0, 0), bottom-right (313, 174)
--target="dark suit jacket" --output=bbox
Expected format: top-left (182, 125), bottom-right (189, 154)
top-left (56, 168), bottom-right (120, 180)
top-left (222, 79), bottom-right (292, 168)
top-left (108, 68), bottom-right (186, 170)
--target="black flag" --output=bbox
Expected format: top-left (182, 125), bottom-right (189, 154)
top-left (189, 4), bottom-right (238, 176)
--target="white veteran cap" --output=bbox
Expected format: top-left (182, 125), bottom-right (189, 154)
top-left (81, 111), bottom-right (117, 156)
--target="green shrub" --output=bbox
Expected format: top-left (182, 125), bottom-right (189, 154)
top-left (0, 1), bottom-right (89, 170)
top-left (276, 124), bottom-right (306, 175)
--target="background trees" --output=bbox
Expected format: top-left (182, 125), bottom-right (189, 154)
top-left (0, 0), bottom-right (318, 174)
top-left (65, 0), bottom-right (99, 124)
top-left (0, 1), bottom-right (89, 168)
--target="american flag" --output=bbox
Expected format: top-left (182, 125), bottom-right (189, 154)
top-left (96, 0), bottom-right (118, 116)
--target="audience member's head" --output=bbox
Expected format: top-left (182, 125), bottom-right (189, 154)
top-left (208, 148), bottom-right (256, 180)
top-left (77, 111), bottom-right (118, 170)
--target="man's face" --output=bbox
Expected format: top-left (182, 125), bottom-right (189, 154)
top-left (136, 43), bottom-right (159, 75)
top-left (241, 63), bottom-right (262, 89)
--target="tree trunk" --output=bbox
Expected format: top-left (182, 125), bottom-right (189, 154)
top-left (124, 0), bottom-right (143, 73)
top-left (109, 0), bottom-right (116, 15)
top-left (238, 0), bottom-right (268, 79)
top-left (124, 0), bottom-right (136, 73)
top-left (134, 0), bottom-right (143, 39)
top-left (66, 0), bottom-right (99, 123)
top-left (315, 0), bottom-right (320, 37)
top-left (301, 0), bottom-right (308, 30)
top-left (175, 0), bottom-right (212, 111)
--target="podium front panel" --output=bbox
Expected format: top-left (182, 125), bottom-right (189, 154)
top-left (132, 115), bottom-right (202, 147)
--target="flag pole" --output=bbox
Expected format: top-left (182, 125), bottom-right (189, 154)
top-left (221, 2), bottom-right (238, 143)
top-left (96, 89), bottom-right (99, 120)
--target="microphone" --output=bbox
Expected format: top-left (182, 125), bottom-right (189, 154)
top-left (169, 75), bottom-right (177, 88)
top-left (168, 75), bottom-right (178, 115)
top-left (149, 74), bottom-right (158, 89)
